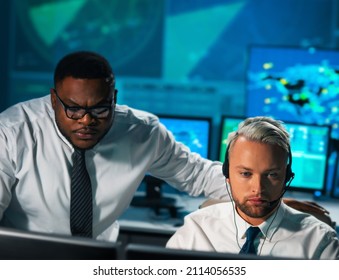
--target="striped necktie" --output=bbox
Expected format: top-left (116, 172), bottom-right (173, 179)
top-left (239, 227), bottom-right (261, 254)
top-left (70, 148), bottom-right (93, 238)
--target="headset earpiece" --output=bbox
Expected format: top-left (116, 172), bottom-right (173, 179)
top-left (285, 163), bottom-right (292, 183)
top-left (222, 145), bottom-right (230, 178)
top-left (284, 146), bottom-right (295, 185)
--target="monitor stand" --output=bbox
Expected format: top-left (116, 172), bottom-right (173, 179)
top-left (131, 175), bottom-right (179, 218)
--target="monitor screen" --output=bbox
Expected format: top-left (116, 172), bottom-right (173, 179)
top-left (219, 116), bottom-right (331, 194)
top-left (0, 227), bottom-right (118, 260)
top-left (159, 115), bottom-right (212, 159)
top-left (246, 45), bottom-right (339, 140)
top-left (218, 116), bottom-right (244, 162)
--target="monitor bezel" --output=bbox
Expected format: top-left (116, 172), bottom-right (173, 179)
top-left (125, 243), bottom-right (293, 260)
top-left (330, 140), bottom-right (339, 199)
top-left (0, 226), bottom-right (118, 260)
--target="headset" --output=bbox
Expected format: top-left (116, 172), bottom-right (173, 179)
top-left (222, 143), bottom-right (295, 186)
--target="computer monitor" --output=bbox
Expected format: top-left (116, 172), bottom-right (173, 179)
top-left (331, 150), bottom-right (339, 199)
top-left (131, 115), bottom-right (212, 218)
top-left (218, 116), bottom-right (244, 162)
top-left (246, 45), bottom-right (339, 140)
top-left (219, 116), bottom-right (331, 194)
top-left (124, 243), bottom-right (289, 260)
top-left (0, 227), bottom-right (118, 260)
top-left (158, 115), bottom-right (212, 159)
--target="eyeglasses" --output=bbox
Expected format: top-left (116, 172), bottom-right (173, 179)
top-left (53, 89), bottom-right (115, 120)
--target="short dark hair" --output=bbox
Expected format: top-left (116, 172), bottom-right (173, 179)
top-left (54, 51), bottom-right (115, 88)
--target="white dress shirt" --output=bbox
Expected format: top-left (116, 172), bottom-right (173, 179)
top-left (166, 201), bottom-right (339, 259)
top-left (0, 95), bottom-right (227, 241)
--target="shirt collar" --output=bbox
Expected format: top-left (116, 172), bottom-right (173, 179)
top-left (234, 202), bottom-right (286, 240)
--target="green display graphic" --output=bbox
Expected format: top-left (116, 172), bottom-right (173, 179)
top-left (13, 0), bottom-right (164, 75)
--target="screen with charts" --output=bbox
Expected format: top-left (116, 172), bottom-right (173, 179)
top-left (159, 115), bottom-right (212, 159)
top-left (219, 116), bottom-right (331, 194)
top-left (246, 45), bottom-right (339, 140)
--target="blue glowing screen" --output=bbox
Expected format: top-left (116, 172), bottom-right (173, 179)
top-left (246, 46), bottom-right (339, 139)
top-left (159, 116), bottom-right (211, 159)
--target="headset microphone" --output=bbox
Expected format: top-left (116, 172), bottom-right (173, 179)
top-left (268, 189), bottom-right (287, 207)
top-left (267, 172), bottom-right (295, 207)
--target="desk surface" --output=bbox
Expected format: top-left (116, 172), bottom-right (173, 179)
top-left (119, 193), bottom-right (201, 234)
top-left (119, 191), bottom-right (339, 234)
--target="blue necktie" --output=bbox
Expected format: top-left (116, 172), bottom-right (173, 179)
top-left (70, 149), bottom-right (93, 238)
top-left (239, 227), bottom-right (261, 254)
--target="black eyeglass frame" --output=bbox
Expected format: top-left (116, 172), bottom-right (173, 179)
top-left (53, 89), bottom-right (116, 120)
